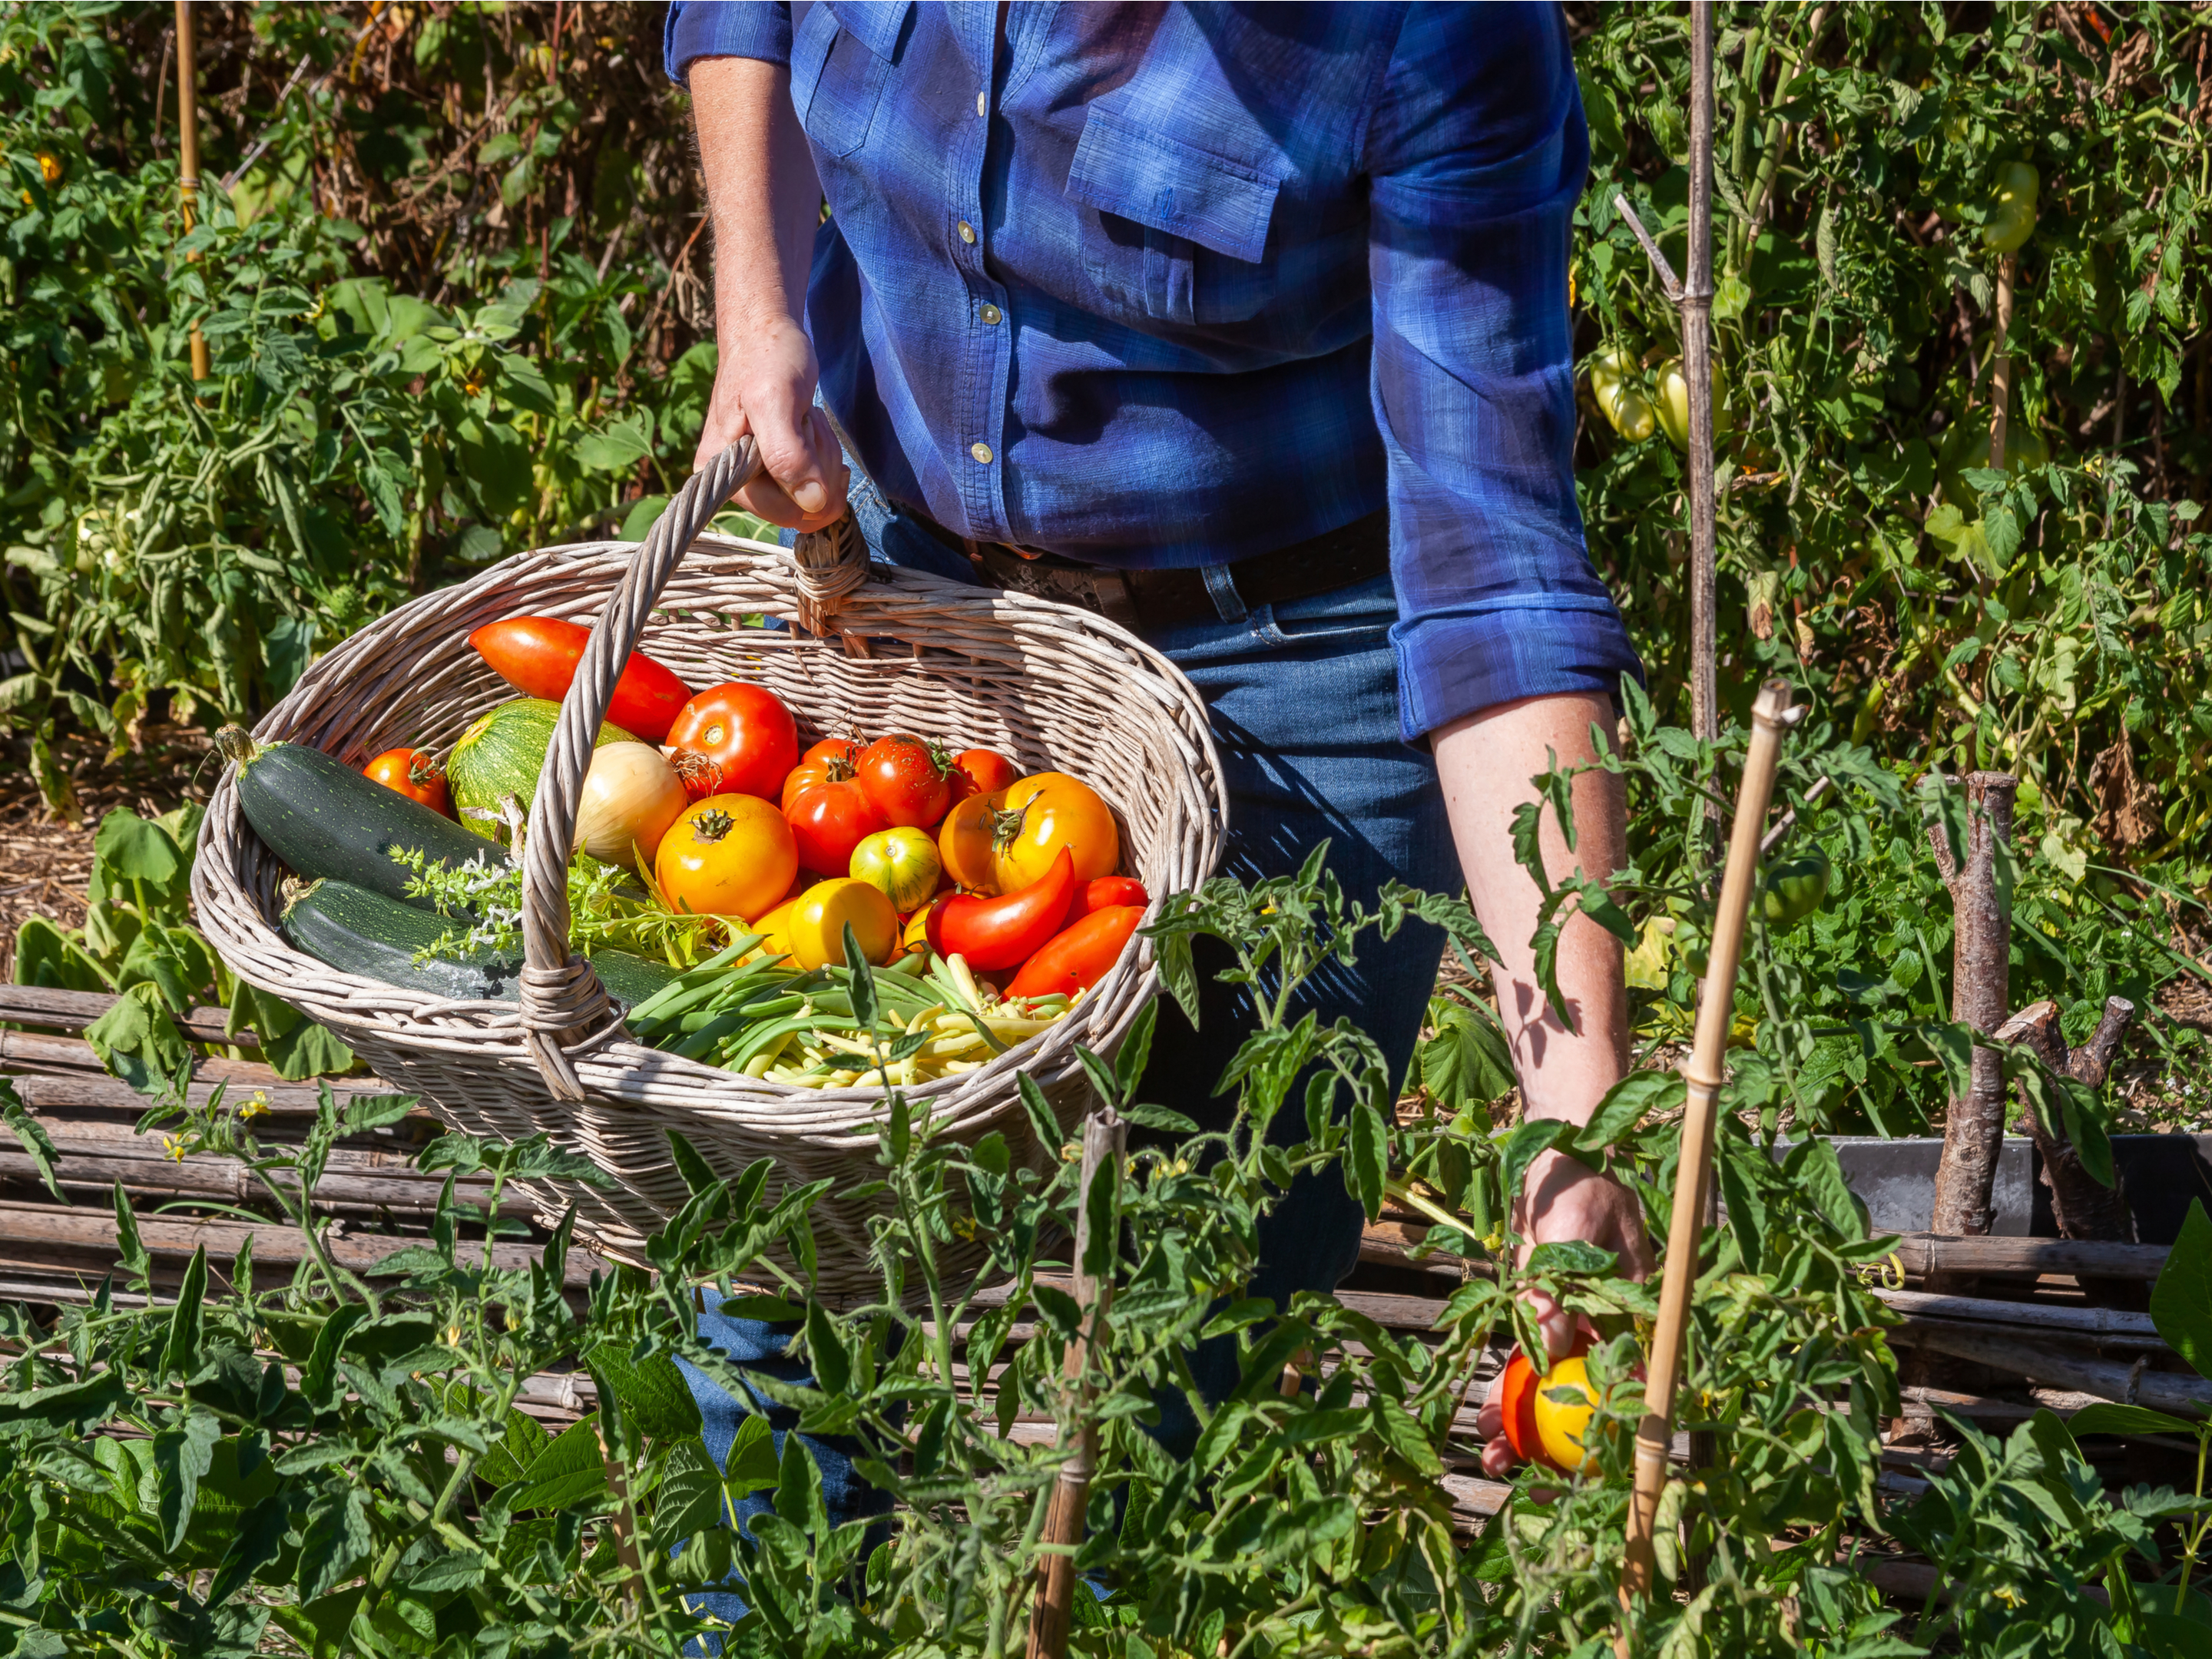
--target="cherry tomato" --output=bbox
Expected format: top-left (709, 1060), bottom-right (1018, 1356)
top-left (925, 847), bottom-right (1077, 972)
top-left (938, 790), bottom-right (1002, 892)
top-left (467, 616), bottom-right (693, 743)
top-left (855, 733), bottom-right (953, 830)
top-left (949, 746), bottom-right (1020, 803)
top-left (665, 683), bottom-right (799, 801)
top-left (1064, 876), bottom-right (1148, 927)
top-left (994, 773), bottom-right (1120, 890)
top-left (786, 779), bottom-right (888, 876)
top-left (363, 747), bottom-right (451, 816)
top-left (1005, 906), bottom-right (1144, 1000)
top-left (654, 793), bottom-right (797, 922)
top-left (781, 737), bottom-right (862, 812)
top-left (785, 878), bottom-right (899, 971)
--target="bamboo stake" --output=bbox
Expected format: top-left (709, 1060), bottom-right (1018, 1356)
top-left (1619, 678), bottom-right (1796, 1615)
top-left (1025, 1108), bottom-right (1125, 1659)
top-left (1988, 254), bottom-right (2016, 470)
top-left (1684, 1), bottom-right (1719, 744)
top-left (173, 1), bottom-right (210, 382)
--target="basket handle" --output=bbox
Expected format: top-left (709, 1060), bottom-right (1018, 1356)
top-left (515, 439), bottom-right (867, 1099)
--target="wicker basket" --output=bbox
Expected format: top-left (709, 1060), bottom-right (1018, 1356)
top-left (192, 442), bottom-right (1224, 1299)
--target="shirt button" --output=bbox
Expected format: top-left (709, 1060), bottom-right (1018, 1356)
top-left (979, 303), bottom-right (1002, 325)
top-left (970, 442), bottom-right (993, 465)
top-left (958, 220), bottom-right (977, 245)
top-left (976, 90), bottom-right (987, 117)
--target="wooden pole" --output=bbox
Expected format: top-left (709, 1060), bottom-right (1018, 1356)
top-left (1685, 1), bottom-right (1718, 743)
top-left (174, 1), bottom-right (210, 382)
top-left (1025, 1108), bottom-right (1125, 1659)
top-left (1619, 679), bottom-right (1795, 1614)
top-left (1926, 773), bottom-right (2017, 1253)
top-left (1988, 254), bottom-right (2016, 471)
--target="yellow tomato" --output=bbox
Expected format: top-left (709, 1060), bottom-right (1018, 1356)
top-left (993, 772), bottom-right (1119, 890)
top-left (1532, 1356), bottom-right (1600, 1472)
top-left (938, 790), bottom-right (1002, 892)
top-left (752, 896), bottom-right (802, 960)
top-left (654, 793), bottom-right (796, 922)
top-left (901, 908), bottom-right (932, 955)
top-left (786, 878), bottom-right (899, 971)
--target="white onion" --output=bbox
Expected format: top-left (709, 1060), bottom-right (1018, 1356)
top-left (571, 742), bottom-right (687, 870)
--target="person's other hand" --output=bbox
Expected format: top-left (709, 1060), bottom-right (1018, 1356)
top-left (1474, 1145), bottom-right (1652, 1479)
top-left (694, 316), bottom-right (849, 532)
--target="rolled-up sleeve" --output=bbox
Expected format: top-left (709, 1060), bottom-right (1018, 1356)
top-left (1366, 2), bottom-right (1642, 743)
top-left (664, 2), bottom-right (793, 84)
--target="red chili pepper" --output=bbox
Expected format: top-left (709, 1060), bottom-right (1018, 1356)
top-left (1005, 905), bottom-right (1144, 1000)
top-left (926, 847), bottom-right (1076, 972)
top-left (467, 616), bottom-right (693, 743)
top-left (1063, 876), bottom-right (1148, 928)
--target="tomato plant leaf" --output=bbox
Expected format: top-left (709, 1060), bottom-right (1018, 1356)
top-left (1349, 1100), bottom-right (1387, 1223)
top-left (2150, 1200), bottom-right (2212, 1383)
top-left (508, 1417), bottom-right (609, 1513)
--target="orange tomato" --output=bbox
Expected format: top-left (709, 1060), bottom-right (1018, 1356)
top-left (938, 790), bottom-right (1002, 892)
top-left (654, 793), bottom-right (796, 922)
top-left (363, 747), bottom-right (451, 816)
top-left (994, 772), bottom-right (1118, 889)
top-left (784, 877), bottom-right (899, 971)
top-left (949, 746), bottom-right (1020, 803)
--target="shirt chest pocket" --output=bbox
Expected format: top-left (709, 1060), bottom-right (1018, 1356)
top-left (792, 1), bottom-right (911, 158)
top-left (1064, 106), bottom-right (1283, 329)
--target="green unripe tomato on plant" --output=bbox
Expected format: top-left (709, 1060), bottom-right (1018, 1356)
top-left (1982, 161), bottom-right (2039, 253)
top-left (1761, 846), bottom-right (1832, 929)
top-left (1587, 346), bottom-right (1657, 442)
top-left (1654, 356), bottom-right (1734, 451)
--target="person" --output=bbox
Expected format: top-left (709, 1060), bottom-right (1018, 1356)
top-left (663, 0), bottom-right (1652, 1566)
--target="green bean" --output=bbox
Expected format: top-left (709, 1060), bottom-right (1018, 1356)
top-left (724, 1012), bottom-right (862, 1071)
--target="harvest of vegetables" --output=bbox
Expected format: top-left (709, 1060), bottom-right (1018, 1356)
top-left (224, 615), bottom-right (1151, 1088)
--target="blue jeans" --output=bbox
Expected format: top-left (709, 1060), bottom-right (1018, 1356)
top-left (680, 490), bottom-right (1458, 1613)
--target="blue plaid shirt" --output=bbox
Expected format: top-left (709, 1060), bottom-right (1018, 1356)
top-left (665, 2), bottom-right (1640, 740)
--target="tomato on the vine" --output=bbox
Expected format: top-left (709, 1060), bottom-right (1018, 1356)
top-left (654, 793), bottom-right (796, 922)
top-left (781, 737), bottom-right (862, 811)
top-left (994, 772), bottom-right (1119, 890)
top-left (1587, 346), bottom-right (1655, 443)
top-left (786, 777), bottom-right (889, 876)
top-left (665, 682), bottom-right (798, 801)
top-left (1499, 1348), bottom-right (1605, 1473)
top-left (855, 733), bottom-right (954, 829)
top-left (1761, 846), bottom-right (1831, 929)
top-left (363, 747), bottom-right (451, 816)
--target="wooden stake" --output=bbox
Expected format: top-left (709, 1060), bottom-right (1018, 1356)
top-left (173, 1), bottom-right (210, 382)
top-left (1618, 678), bottom-right (1796, 1619)
top-left (1025, 1108), bottom-right (1125, 1659)
top-left (1684, 0), bottom-right (1718, 744)
top-left (1926, 773), bottom-right (2017, 1250)
top-left (1988, 254), bottom-right (2016, 470)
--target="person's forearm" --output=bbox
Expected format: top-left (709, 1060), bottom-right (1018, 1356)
top-left (690, 56), bottom-right (820, 342)
top-left (1432, 690), bottom-right (1628, 1128)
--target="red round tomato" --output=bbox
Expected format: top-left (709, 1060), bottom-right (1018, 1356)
top-left (665, 683), bottom-right (798, 801)
top-left (949, 746), bottom-right (1020, 803)
top-left (781, 737), bottom-right (862, 812)
top-left (1064, 876), bottom-right (1148, 926)
top-left (855, 733), bottom-right (953, 829)
top-left (466, 615), bottom-right (693, 743)
top-left (363, 747), bottom-right (451, 816)
top-left (785, 779), bottom-right (888, 876)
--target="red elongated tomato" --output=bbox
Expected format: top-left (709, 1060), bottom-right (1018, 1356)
top-left (1064, 876), bottom-right (1147, 926)
top-left (925, 848), bottom-right (1076, 972)
top-left (467, 616), bottom-right (693, 743)
top-left (1005, 906), bottom-right (1144, 999)
top-left (785, 778), bottom-right (888, 876)
top-left (665, 682), bottom-right (799, 800)
top-left (363, 747), bottom-right (451, 816)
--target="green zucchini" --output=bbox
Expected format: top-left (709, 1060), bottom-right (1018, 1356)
top-left (280, 879), bottom-right (674, 1014)
top-left (217, 727), bottom-right (508, 909)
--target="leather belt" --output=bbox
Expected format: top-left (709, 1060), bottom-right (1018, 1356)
top-left (960, 508), bottom-right (1389, 632)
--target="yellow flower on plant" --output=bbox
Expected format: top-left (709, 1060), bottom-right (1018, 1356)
top-left (240, 1091), bottom-right (270, 1120)
top-left (161, 1136), bottom-right (187, 1162)
top-left (35, 152), bottom-right (61, 184)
